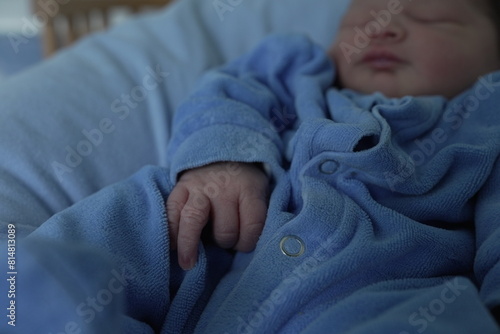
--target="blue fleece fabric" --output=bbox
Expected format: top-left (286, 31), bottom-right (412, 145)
top-left (168, 34), bottom-right (500, 333)
top-left (0, 166), bottom-right (232, 334)
top-left (1, 34), bottom-right (500, 333)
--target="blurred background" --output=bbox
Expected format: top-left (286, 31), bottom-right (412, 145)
top-left (0, 0), bottom-right (40, 80)
top-left (0, 0), bottom-right (171, 82)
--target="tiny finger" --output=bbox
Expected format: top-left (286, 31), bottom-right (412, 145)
top-left (177, 191), bottom-right (211, 270)
top-left (211, 197), bottom-right (239, 249)
top-left (166, 186), bottom-right (189, 250)
top-left (236, 188), bottom-right (268, 252)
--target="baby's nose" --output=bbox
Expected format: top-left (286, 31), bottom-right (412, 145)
top-left (368, 23), bottom-right (405, 43)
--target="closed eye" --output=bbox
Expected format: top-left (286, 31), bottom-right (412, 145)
top-left (405, 12), bottom-right (461, 25)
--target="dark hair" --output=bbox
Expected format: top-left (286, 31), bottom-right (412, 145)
top-left (486, 0), bottom-right (500, 39)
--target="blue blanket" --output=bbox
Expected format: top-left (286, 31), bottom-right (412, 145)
top-left (2, 34), bottom-right (500, 334)
top-left (0, 166), bottom-right (233, 334)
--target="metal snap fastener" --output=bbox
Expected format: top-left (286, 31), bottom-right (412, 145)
top-left (280, 235), bottom-right (305, 257)
top-left (319, 160), bottom-right (338, 174)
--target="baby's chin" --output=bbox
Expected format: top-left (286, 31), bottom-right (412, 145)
top-left (339, 80), bottom-right (409, 99)
top-left (338, 74), bottom-right (468, 99)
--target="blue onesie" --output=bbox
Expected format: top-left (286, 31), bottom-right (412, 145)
top-left (3, 34), bottom-right (500, 334)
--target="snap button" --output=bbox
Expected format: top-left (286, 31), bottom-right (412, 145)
top-left (319, 160), bottom-right (338, 174)
top-left (280, 235), bottom-right (305, 257)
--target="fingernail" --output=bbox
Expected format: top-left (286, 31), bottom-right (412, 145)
top-left (181, 256), bottom-right (196, 271)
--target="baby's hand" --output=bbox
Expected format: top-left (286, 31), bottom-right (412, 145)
top-left (166, 162), bottom-right (269, 270)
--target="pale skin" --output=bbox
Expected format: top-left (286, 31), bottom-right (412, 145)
top-left (331, 0), bottom-right (500, 98)
top-left (167, 162), bottom-right (269, 270)
top-left (167, 0), bottom-right (500, 270)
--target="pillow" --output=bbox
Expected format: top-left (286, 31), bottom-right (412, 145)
top-left (0, 0), bottom-right (350, 236)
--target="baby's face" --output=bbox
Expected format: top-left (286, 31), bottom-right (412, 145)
top-left (330, 0), bottom-right (500, 98)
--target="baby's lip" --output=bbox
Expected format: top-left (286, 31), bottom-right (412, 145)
top-left (361, 49), bottom-right (404, 69)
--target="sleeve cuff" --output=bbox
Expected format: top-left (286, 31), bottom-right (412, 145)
top-left (169, 124), bottom-right (283, 182)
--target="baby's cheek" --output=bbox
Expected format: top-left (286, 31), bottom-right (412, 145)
top-left (418, 41), bottom-right (462, 73)
top-left (427, 47), bottom-right (459, 74)
top-left (331, 31), bottom-right (367, 65)
top-left (418, 55), bottom-right (473, 97)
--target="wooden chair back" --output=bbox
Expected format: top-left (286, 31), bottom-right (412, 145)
top-left (33, 0), bottom-right (173, 57)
